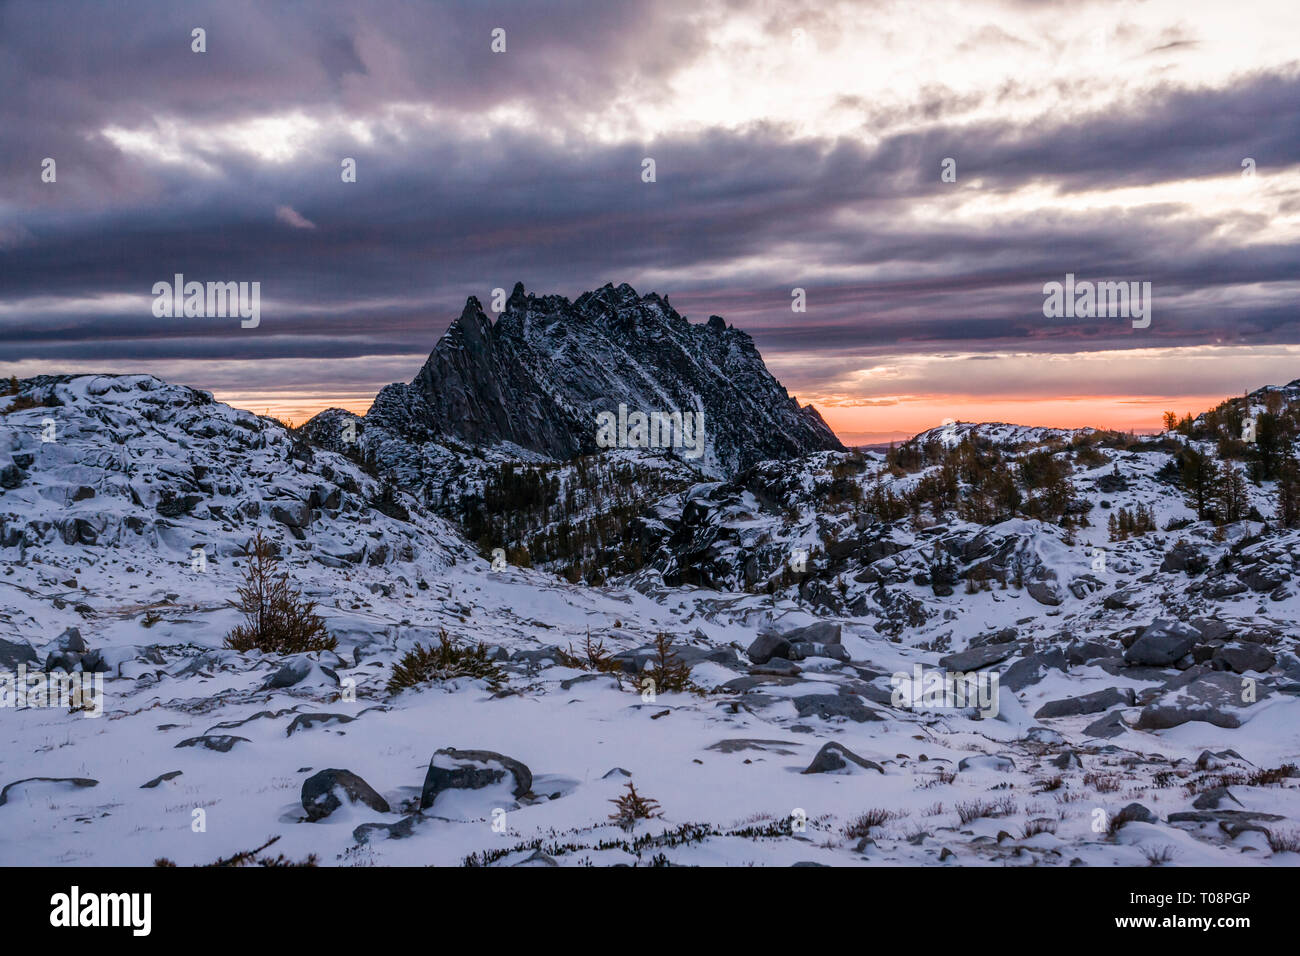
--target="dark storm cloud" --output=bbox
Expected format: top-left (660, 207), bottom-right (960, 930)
top-left (1, 0), bottom-right (1298, 402)
top-left (0, 0), bottom-right (707, 214)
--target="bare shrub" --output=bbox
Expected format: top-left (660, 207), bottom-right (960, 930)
top-left (844, 808), bottom-right (907, 839)
top-left (1266, 828), bottom-right (1300, 854)
top-left (1022, 818), bottom-right (1057, 838)
top-left (1141, 844), bottom-right (1176, 866)
top-left (956, 796), bottom-right (1016, 825)
top-left (1084, 771), bottom-right (1124, 793)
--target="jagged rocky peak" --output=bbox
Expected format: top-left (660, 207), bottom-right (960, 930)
top-left (366, 282), bottom-right (843, 476)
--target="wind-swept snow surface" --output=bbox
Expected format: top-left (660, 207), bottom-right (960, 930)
top-left (1, 375), bottom-right (1298, 866)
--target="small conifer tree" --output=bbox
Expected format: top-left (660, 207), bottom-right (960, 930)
top-left (608, 781), bottom-right (662, 831)
top-left (223, 531), bottom-right (336, 654)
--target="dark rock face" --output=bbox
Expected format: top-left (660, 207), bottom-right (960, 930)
top-left (610, 642), bottom-right (730, 674)
top-left (1034, 687), bottom-right (1135, 719)
top-left (791, 694), bottom-right (883, 722)
top-left (1000, 649), bottom-right (1067, 692)
top-left (1104, 585), bottom-right (1142, 610)
top-left (362, 283), bottom-right (842, 477)
top-left (301, 768), bottom-right (390, 822)
top-left (155, 493), bottom-right (203, 518)
top-left (286, 713), bottom-right (356, 736)
top-left (939, 644), bottom-right (1015, 672)
top-left (1049, 750), bottom-right (1083, 770)
top-left (1213, 644), bottom-right (1275, 674)
top-left (1112, 803), bottom-right (1157, 827)
top-left (270, 501), bottom-right (312, 529)
top-left (1161, 542), bottom-right (1206, 574)
top-left (1192, 787), bottom-right (1243, 810)
top-left (261, 656), bottom-right (339, 690)
top-left (1067, 638), bottom-right (1118, 666)
top-left (747, 633), bottom-right (793, 665)
top-left (1133, 672), bottom-right (1263, 730)
top-left (0, 776), bottom-right (98, 806)
top-left (174, 735), bottom-right (249, 753)
top-left (353, 814), bottom-right (427, 844)
top-left (54, 627), bottom-right (87, 654)
top-left (788, 641), bottom-right (849, 662)
top-left (781, 622), bottom-right (842, 645)
top-left (1083, 710), bottom-right (1129, 738)
top-left (420, 748), bottom-right (532, 811)
top-left (1124, 619), bottom-right (1201, 666)
top-left (802, 741), bottom-right (884, 774)
top-left (1026, 578), bottom-right (1064, 606)
top-left (1168, 809), bottom-right (1283, 825)
top-left (140, 771), bottom-right (183, 789)
top-left (0, 637), bottom-right (39, 670)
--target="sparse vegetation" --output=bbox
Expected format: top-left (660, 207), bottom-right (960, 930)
top-left (155, 835), bottom-right (318, 867)
top-left (387, 629), bottom-right (504, 693)
top-left (641, 631), bottom-right (692, 692)
top-left (956, 797), bottom-right (1016, 825)
top-left (1022, 818), bottom-right (1058, 838)
top-left (844, 808), bottom-right (907, 839)
top-left (608, 781), bottom-right (662, 830)
top-left (1107, 503), bottom-right (1156, 541)
top-left (1, 393), bottom-right (50, 414)
top-left (1107, 803), bottom-right (1151, 836)
top-left (222, 532), bottom-right (336, 654)
top-left (1250, 764), bottom-right (1299, 786)
top-left (1266, 828), bottom-right (1300, 854)
top-left (1084, 771), bottom-right (1124, 793)
top-left (456, 456), bottom-right (691, 583)
top-left (557, 629), bottom-right (623, 674)
top-left (1140, 844), bottom-right (1176, 866)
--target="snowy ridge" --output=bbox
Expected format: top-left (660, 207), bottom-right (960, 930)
top-left (0, 375), bottom-right (467, 574)
top-left (1, 369), bottom-right (1299, 867)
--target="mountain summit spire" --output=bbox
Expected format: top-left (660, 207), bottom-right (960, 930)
top-left (363, 283), bottom-right (841, 476)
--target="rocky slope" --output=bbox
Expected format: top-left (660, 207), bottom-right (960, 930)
top-left (1, 372), bottom-right (1298, 867)
top-left (0, 374), bottom-right (467, 577)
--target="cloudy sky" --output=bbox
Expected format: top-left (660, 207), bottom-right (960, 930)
top-left (2, 0), bottom-right (1298, 443)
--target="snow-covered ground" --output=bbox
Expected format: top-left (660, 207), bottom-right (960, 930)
top-left (1, 376), bottom-right (1298, 866)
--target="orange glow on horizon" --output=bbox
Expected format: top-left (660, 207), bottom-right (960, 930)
top-left (211, 391), bottom-right (375, 427)
top-left (216, 388), bottom-right (1235, 444)
top-left (817, 394), bottom-right (1233, 445)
